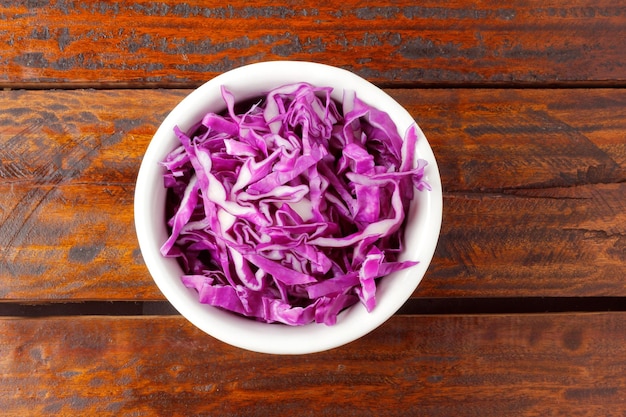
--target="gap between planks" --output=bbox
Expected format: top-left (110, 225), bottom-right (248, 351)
top-left (0, 297), bottom-right (625, 317)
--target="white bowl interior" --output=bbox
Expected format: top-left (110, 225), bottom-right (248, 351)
top-left (134, 61), bottom-right (442, 354)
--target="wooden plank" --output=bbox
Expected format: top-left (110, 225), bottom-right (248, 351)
top-left (1, 313), bottom-right (625, 416)
top-left (392, 88), bottom-right (626, 297)
top-left (1, 0), bottom-right (626, 87)
top-left (392, 88), bottom-right (626, 192)
top-left (426, 183), bottom-right (626, 297)
top-left (0, 88), bottom-right (624, 300)
top-left (0, 89), bottom-right (185, 300)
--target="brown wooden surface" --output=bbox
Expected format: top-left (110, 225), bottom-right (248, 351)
top-left (1, 313), bottom-right (626, 416)
top-left (1, 1), bottom-right (626, 415)
top-left (1, 88), bottom-right (624, 300)
top-left (1, 0), bottom-right (626, 88)
top-left (0, 89), bottom-right (179, 301)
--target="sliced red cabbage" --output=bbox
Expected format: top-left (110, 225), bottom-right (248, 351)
top-left (161, 82), bottom-right (429, 326)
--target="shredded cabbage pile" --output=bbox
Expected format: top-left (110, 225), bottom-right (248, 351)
top-left (160, 82), bottom-right (429, 326)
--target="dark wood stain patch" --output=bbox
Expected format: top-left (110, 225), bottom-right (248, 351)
top-left (564, 387), bottom-right (619, 400)
top-left (68, 243), bottom-right (104, 263)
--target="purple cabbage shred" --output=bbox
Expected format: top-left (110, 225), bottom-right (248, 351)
top-left (160, 82), bottom-right (429, 326)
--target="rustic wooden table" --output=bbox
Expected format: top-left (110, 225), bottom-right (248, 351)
top-left (1, 1), bottom-right (625, 415)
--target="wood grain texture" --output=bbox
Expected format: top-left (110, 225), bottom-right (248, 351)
top-left (1, 0), bottom-right (626, 87)
top-left (392, 88), bottom-right (626, 297)
top-left (0, 89), bottom-right (186, 300)
top-left (1, 313), bottom-right (625, 416)
top-left (0, 88), bottom-right (624, 300)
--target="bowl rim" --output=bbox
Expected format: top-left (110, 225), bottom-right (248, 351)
top-left (134, 60), bottom-right (443, 354)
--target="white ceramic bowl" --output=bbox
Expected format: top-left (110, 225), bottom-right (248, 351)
top-left (134, 61), bottom-right (442, 354)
